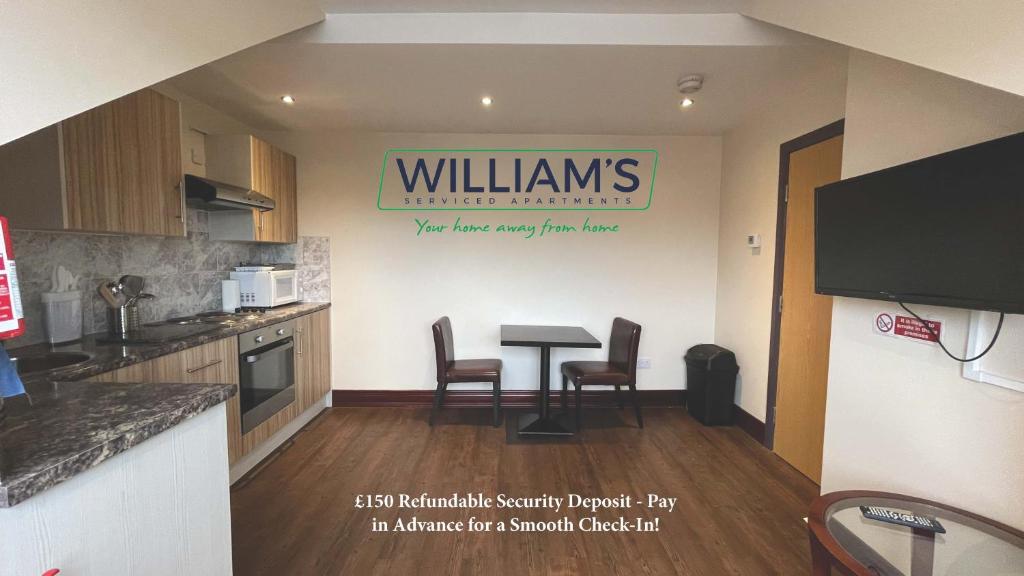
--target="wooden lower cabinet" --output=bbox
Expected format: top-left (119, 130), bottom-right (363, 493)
top-left (239, 309), bottom-right (331, 455)
top-left (296, 309), bottom-right (331, 412)
top-left (87, 338), bottom-right (243, 464)
top-left (85, 311), bottom-right (330, 467)
top-left (87, 361), bottom-right (149, 383)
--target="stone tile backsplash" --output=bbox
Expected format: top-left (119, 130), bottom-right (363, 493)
top-left (8, 209), bottom-right (330, 347)
top-left (296, 235), bottom-right (331, 303)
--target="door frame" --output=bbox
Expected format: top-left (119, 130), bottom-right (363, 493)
top-left (764, 118), bottom-right (845, 449)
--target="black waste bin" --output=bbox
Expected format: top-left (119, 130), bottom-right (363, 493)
top-left (684, 344), bottom-right (739, 426)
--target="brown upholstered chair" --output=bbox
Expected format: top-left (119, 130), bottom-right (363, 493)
top-left (560, 317), bottom-right (643, 429)
top-left (430, 316), bottom-right (503, 427)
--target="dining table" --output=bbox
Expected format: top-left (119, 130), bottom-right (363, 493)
top-left (500, 324), bottom-right (602, 436)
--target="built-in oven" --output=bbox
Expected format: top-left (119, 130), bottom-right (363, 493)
top-left (238, 320), bottom-right (296, 434)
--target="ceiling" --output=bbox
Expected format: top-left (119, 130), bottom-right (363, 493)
top-left (166, 7), bottom-right (848, 136)
top-left (169, 41), bottom-right (845, 136)
top-left (315, 0), bottom-right (747, 14)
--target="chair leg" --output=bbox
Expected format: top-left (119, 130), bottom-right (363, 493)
top-left (560, 374), bottom-right (568, 412)
top-left (492, 379), bottom-right (501, 427)
top-left (575, 382), bottom-right (583, 431)
top-left (429, 380), bottom-right (445, 426)
top-left (614, 383), bottom-right (624, 409)
top-left (628, 380), bottom-right (643, 428)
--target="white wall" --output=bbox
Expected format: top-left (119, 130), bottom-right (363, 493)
top-left (742, 0), bottom-right (1024, 98)
top-left (153, 83), bottom-right (257, 178)
top-left (821, 51), bottom-right (1024, 529)
top-left (0, 0), bottom-right (323, 145)
top-left (279, 131), bottom-right (722, 392)
top-left (714, 52), bottom-right (848, 420)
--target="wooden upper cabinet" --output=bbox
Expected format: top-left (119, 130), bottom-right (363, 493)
top-left (251, 137), bottom-right (298, 244)
top-left (0, 88), bottom-right (185, 236)
top-left (206, 134), bottom-right (297, 244)
top-left (65, 89), bottom-right (184, 236)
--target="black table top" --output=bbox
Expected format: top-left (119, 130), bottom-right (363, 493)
top-left (500, 325), bottom-right (602, 348)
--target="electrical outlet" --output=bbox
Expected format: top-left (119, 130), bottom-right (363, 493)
top-left (637, 357), bottom-right (652, 369)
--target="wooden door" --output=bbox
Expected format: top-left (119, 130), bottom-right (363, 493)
top-left (250, 136), bottom-right (297, 243)
top-left (296, 310), bottom-right (331, 412)
top-left (773, 134), bottom-right (843, 484)
top-left (250, 135), bottom-right (272, 240)
top-left (278, 148), bottom-right (298, 243)
top-left (180, 339), bottom-right (243, 464)
top-left (62, 89), bottom-right (184, 236)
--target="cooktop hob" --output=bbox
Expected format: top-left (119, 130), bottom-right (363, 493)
top-left (98, 322), bottom-right (222, 345)
top-left (99, 310), bottom-right (266, 345)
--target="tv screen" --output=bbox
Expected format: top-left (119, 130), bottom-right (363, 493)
top-left (815, 131), bottom-right (1024, 314)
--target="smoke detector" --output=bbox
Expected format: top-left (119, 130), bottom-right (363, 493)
top-left (677, 74), bottom-right (704, 94)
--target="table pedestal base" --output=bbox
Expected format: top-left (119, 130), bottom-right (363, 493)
top-left (517, 413), bottom-right (573, 436)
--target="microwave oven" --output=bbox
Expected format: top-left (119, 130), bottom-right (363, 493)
top-left (229, 268), bottom-right (298, 308)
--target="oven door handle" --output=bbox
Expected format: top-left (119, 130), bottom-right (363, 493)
top-left (243, 338), bottom-right (294, 363)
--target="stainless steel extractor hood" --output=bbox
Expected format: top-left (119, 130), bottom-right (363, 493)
top-left (184, 174), bottom-right (275, 212)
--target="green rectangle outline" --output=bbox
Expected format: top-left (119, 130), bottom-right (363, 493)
top-left (376, 148), bottom-right (659, 211)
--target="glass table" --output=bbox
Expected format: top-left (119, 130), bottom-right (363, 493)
top-left (808, 491), bottom-right (1024, 576)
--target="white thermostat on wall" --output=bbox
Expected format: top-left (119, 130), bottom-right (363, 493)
top-left (746, 234), bottom-right (762, 249)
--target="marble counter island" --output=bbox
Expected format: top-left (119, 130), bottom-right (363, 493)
top-left (0, 377), bottom-right (236, 576)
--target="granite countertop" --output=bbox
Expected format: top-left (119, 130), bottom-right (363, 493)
top-left (12, 302), bottom-right (330, 386)
top-left (0, 301), bottom-right (330, 507)
top-left (0, 380), bottom-right (234, 507)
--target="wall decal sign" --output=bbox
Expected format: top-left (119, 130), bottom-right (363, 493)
top-left (874, 311), bottom-right (942, 344)
top-left (377, 149), bottom-right (658, 211)
top-left (413, 216), bottom-right (620, 239)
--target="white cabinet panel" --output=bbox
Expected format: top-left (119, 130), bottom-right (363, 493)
top-left (963, 311), bottom-right (1024, 393)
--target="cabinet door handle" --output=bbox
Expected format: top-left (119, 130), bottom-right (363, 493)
top-left (296, 327), bottom-right (304, 355)
top-left (186, 359), bottom-right (223, 374)
top-left (177, 179), bottom-right (185, 221)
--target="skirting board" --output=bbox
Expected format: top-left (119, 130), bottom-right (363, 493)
top-left (331, 389), bottom-right (685, 408)
top-left (330, 389), bottom-right (767, 444)
top-left (732, 404), bottom-right (767, 445)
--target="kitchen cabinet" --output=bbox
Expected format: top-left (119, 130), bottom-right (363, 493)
top-left (85, 311), bottom-right (329, 468)
top-left (296, 309), bottom-right (331, 411)
top-left (206, 134), bottom-right (298, 243)
top-left (86, 338), bottom-right (243, 463)
top-left (88, 361), bottom-right (148, 383)
top-left (0, 88), bottom-right (185, 236)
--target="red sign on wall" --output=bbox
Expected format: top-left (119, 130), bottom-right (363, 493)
top-left (892, 315), bottom-right (942, 343)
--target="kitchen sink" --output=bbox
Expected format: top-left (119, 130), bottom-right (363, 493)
top-left (10, 352), bottom-right (93, 375)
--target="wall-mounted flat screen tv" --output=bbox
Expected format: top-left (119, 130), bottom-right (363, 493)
top-left (815, 131), bottom-right (1024, 314)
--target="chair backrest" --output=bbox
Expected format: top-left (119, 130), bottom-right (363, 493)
top-left (608, 317), bottom-right (642, 381)
top-left (431, 316), bottom-right (455, 383)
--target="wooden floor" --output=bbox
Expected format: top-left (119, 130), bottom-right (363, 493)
top-left (231, 407), bottom-right (819, 575)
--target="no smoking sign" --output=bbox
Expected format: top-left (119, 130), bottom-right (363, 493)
top-left (875, 313), bottom-right (894, 333)
top-left (874, 311), bottom-right (942, 344)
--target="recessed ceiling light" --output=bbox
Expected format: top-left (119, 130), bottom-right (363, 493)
top-left (679, 97), bottom-right (695, 109)
top-left (281, 95), bottom-right (295, 104)
top-left (481, 96), bottom-right (493, 107)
